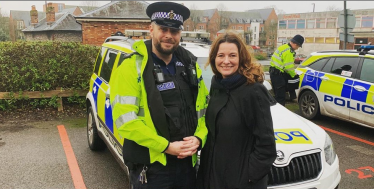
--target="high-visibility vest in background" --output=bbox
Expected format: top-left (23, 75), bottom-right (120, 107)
top-left (270, 43), bottom-right (296, 78)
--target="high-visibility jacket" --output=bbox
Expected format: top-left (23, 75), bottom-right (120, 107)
top-left (109, 39), bottom-right (209, 167)
top-left (270, 43), bottom-right (296, 78)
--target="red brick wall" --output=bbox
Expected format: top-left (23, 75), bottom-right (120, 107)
top-left (265, 9), bottom-right (278, 48)
top-left (81, 21), bottom-right (151, 46)
top-left (207, 10), bottom-right (220, 41)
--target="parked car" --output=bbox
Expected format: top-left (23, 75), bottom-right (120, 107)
top-left (86, 35), bottom-right (341, 189)
top-left (295, 54), bottom-right (308, 64)
top-left (296, 45), bottom-right (374, 129)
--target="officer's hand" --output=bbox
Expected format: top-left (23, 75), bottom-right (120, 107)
top-left (165, 141), bottom-right (188, 156)
top-left (177, 136), bottom-right (200, 158)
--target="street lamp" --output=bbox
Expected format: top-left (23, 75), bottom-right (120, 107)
top-left (312, 3), bottom-right (315, 12)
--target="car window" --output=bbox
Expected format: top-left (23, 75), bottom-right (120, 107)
top-left (321, 58), bottom-right (335, 73)
top-left (308, 58), bottom-right (328, 71)
top-left (94, 47), bottom-right (106, 74)
top-left (100, 49), bottom-right (118, 82)
top-left (360, 58), bottom-right (374, 83)
top-left (117, 53), bottom-right (130, 68)
top-left (330, 57), bottom-right (359, 77)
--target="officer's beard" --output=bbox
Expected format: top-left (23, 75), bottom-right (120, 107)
top-left (154, 38), bottom-right (178, 56)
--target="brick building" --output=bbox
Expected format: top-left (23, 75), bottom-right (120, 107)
top-left (22, 4), bottom-right (82, 42)
top-left (75, 1), bottom-right (151, 46)
top-left (9, 9), bottom-right (45, 41)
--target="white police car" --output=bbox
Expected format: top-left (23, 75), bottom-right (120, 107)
top-left (86, 35), bottom-right (340, 189)
top-left (296, 45), bottom-right (374, 129)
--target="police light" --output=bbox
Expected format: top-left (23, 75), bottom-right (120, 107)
top-left (359, 45), bottom-right (374, 50)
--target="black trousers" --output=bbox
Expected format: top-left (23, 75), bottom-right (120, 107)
top-left (269, 68), bottom-right (288, 106)
top-left (129, 156), bottom-right (196, 189)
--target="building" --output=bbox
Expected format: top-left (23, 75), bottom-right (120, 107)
top-left (9, 9), bottom-right (45, 41)
top-left (277, 9), bottom-right (374, 55)
top-left (22, 4), bottom-right (82, 42)
top-left (75, 1), bottom-right (150, 46)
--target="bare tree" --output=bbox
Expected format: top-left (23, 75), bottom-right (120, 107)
top-left (326, 5), bottom-right (341, 11)
top-left (188, 4), bottom-right (203, 31)
top-left (79, 1), bottom-right (99, 12)
top-left (262, 5), bottom-right (281, 50)
top-left (0, 9), bottom-right (10, 41)
top-left (216, 3), bottom-right (231, 30)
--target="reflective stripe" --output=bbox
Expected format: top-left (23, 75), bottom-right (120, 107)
top-left (115, 111), bottom-right (138, 129)
top-left (138, 108), bottom-right (145, 117)
top-left (272, 54), bottom-right (282, 62)
top-left (284, 62), bottom-right (294, 67)
top-left (112, 95), bottom-right (139, 107)
top-left (288, 78), bottom-right (300, 83)
top-left (136, 55), bottom-right (142, 77)
top-left (279, 47), bottom-right (290, 57)
top-left (197, 108), bottom-right (206, 119)
top-left (271, 60), bottom-right (284, 70)
top-left (285, 67), bottom-right (295, 72)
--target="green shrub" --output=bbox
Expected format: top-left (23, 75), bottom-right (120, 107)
top-left (254, 52), bottom-right (268, 60)
top-left (0, 41), bottom-right (100, 110)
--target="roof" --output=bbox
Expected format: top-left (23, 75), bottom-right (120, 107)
top-left (65, 5), bottom-right (98, 13)
top-left (10, 10), bottom-right (45, 27)
top-left (22, 12), bottom-right (81, 32)
top-left (76, 1), bottom-right (150, 20)
top-left (189, 9), bottom-right (216, 22)
top-left (223, 11), bottom-right (263, 23)
top-left (60, 7), bottom-right (77, 15)
top-left (246, 8), bottom-right (274, 20)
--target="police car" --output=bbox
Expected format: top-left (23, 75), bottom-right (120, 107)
top-left (296, 45), bottom-right (374, 129)
top-left (86, 33), bottom-right (340, 189)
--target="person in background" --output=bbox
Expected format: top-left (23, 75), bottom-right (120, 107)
top-left (110, 2), bottom-right (209, 188)
top-left (197, 30), bottom-right (276, 189)
top-left (269, 34), bottom-right (304, 106)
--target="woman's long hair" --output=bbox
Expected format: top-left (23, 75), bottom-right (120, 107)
top-left (205, 30), bottom-right (264, 84)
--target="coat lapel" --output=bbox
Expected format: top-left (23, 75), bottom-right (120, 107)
top-left (142, 40), bottom-right (170, 140)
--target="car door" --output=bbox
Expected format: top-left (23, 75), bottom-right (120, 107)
top-left (300, 58), bottom-right (328, 92)
top-left (97, 48), bottom-right (119, 134)
top-left (318, 57), bottom-right (359, 119)
top-left (349, 57), bottom-right (374, 127)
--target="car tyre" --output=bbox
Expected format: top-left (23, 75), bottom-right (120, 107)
top-left (299, 90), bottom-right (320, 119)
top-left (87, 106), bottom-right (106, 151)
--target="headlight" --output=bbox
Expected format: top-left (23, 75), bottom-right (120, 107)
top-left (324, 133), bottom-right (336, 165)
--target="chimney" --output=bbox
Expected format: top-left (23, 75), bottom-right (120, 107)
top-left (30, 5), bottom-right (38, 26)
top-left (46, 2), bottom-right (55, 25)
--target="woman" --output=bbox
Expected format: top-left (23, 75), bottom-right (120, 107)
top-left (197, 31), bottom-right (277, 189)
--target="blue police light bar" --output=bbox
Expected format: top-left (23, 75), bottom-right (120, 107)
top-left (360, 45), bottom-right (374, 50)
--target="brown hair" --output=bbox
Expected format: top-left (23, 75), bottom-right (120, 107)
top-left (205, 30), bottom-right (264, 84)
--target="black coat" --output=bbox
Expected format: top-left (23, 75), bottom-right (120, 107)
top-left (197, 75), bottom-right (277, 189)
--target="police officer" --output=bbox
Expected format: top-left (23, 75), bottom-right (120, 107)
top-left (269, 34), bottom-right (304, 106)
top-left (109, 2), bottom-right (209, 189)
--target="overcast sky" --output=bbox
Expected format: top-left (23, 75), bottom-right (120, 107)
top-left (1, 1), bottom-right (374, 16)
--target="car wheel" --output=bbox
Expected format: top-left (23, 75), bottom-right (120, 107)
top-left (87, 106), bottom-right (106, 151)
top-left (299, 91), bottom-right (320, 119)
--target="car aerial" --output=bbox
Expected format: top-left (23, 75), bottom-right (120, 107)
top-left (86, 33), bottom-right (340, 189)
top-left (295, 54), bottom-right (307, 64)
top-left (296, 45), bottom-right (374, 129)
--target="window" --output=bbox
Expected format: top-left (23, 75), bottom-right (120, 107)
top-left (232, 26), bottom-right (236, 29)
top-left (94, 47), bottom-right (106, 74)
top-left (254, 26), bottom-right (257, 32)
top-left (238, 26), bottom-right (243, 30)
top-left (330, 57), bottom-right (359, 77)
top-left (254, 34), bottom-right (256, 39)
top-left (296, 20), bottom-right (305, 29)
top-left (100, 50), bottom-right (118, 82)
top-left (287, 20), bottom-right (296, 29)
top-left (186, 25), bottom-right (189, 31)
top-left (261, 27), bottom-right (264, 32)
top-left (279, 20), bottom-right (287, 29)
top-left (355, 17), bottom-right (361, 28)
top-left (199, 25), bottom-right (204, 29)
top-left (17, 21), bottom-right (24, 29)
top-left (322, 58), bottom-right (335, 73)
top-left (307, 19), bottom-right (315, 29)
top-left (269, 41), bottom-right (272, 45)
top-left (315, 37), bottom-right (324, 43)
top-left (305, 37), bottom-right (314, 43)
top-left (247, 26), bottom-right (250, 31)
top-left (325, 37), bottom-right (335, 43)
top-left (316, 18), bottom-right (326, 28)
top-left (360, 58), bottom-right (374, 82)
top-left (117, 53), bottom-right (129, 68)
top-left (309, 58), bottom-right (328, 71)
top-left (361, 16), bottom-right (373, 27)
top-left (278, 37), bottom-right (287, 43)
top-left (326, 18), bottom-right (336, 28)
top-left (58, 4), bottom-right (63, 12)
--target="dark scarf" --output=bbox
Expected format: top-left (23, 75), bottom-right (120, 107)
top-left (216, 72), bottom-right (247, 90)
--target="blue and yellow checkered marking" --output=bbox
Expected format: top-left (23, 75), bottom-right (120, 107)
top-left (93, 77), bottom-right (102, 113)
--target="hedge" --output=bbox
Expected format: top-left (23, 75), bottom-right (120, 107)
top-left (0, 41), bottom-right (100, 110)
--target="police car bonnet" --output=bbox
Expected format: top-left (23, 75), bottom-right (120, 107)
top-left (146, 2), bottom-right (190, 30)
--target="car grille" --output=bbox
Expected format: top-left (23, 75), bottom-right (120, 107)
top-left (268, 152), bottom-right (322, 186)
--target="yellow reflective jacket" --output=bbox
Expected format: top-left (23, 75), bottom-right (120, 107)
top-left (109, 39), bottom-right (209, 166)
top-left (270, 43), bottom-right (296, 77)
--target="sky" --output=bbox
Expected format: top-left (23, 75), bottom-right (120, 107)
top-left (1, 1), bottom-right (374, 16)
